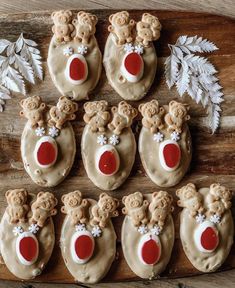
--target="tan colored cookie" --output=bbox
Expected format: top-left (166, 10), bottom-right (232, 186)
top-left (0, 191), bottom-right (57, 280)
top-left (122, 193), bottom-right (175, 279)
top-left (60, 192), bottom-right (117, 284)
top-left (178, 185), bottom-right (234, 272)
top-left (139, 101), bottom-right (192, 187)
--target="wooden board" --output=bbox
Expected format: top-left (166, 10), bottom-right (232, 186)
top-left (0, 9), bottom-right (234, 283)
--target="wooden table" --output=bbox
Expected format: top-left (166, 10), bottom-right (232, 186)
top-left (0, 1), bottom-right (235, 288)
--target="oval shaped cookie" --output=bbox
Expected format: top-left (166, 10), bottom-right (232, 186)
top-left (48, 10), bottom-right (102, 101)
top-left (81, 101), bottom-right (137, 190)
top-left (122, 192), bottom-right (175, 279)
top-left (20, 96), bottom-right (77, 187)
top-left (0, 190), bottom-right (57, 279)
top-left (103, 12), bottom-right (161, 101)
top-left (60, 191), bottom-right (118, 284)
top-left (139, 100), bottom-right (192, 187)
top-left (177, 183), bottom-right (234, 272)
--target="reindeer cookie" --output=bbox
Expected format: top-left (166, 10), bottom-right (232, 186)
top-left (103, 11), bottom-right (161, 101)
top-left (20, 96), bottom-right (77, 187)
top-left (48, 10), bottom-right (102, 101)
top-left (0, 189), bottom-right (57, 279)
top-left (81, 100), bottom-right (137, 190)
top-left (122, 191), bottom-right (174, 279)
top-left (177, 183), bottom-right (234, 272)
top-left (139, 100), bottom-right (192, 187)
top-left (60, 191), bottom-right (119, 284)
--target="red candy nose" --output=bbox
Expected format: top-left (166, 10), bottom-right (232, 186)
top-left (96, 145), bottom-right (120, 176)
top-left (65, 54), bottom-right (88, 85)
top-left (121, 52), bottom-right (144, 83)
top-left (16, 232), bottom-right (39, 265)
top-left (35, 136), bottom-right (58, 168)
top-left (138, 234), bottom-right (161, 265)
top-left (194, 221), bottom-right (219, 253)
top-left (159, 140), bottom-right (181, 171)
top-left (71, 231), bottom-right (95, 264)
top-left (201, 227), bottom-right (219, 251)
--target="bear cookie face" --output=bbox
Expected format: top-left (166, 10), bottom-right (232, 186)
top-left (139, 100), bottom-right (192, 187)
top-left (20, 96), bottom-right (77, 187)
top-left (48, 10), bottom-right (102, 101)
top-left (81, 100), bottom-right (137, 191)
top-left (177, 183), bottom-right (234, 273)
top-left (121, 191), bottom-right (174, 279)
top-left (0, 189), bottom-right (58, 279)
top-left (60, 190), bottom-right (119, 284)
top-left (104, 11), bottom-right (161, 101)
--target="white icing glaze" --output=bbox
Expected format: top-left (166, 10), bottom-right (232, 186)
top-left (95, 144), bottom-right (120, 176)
top-left (34, 136), bottom-right (58, 169)
top-left (137, 233), bottom-right (161, 266)
top-left (120, 52), bottom-right (144, 83)
top-left (159, 139), bottom-right (181, 172)
top-left (65, 53), bottom-right (88, 85)
top-left (16, 231), bottom-right (39, 266)
top-left (70, 230), bottom-right (95, 264)
top-left (194, 220), bottom-right (219, 253)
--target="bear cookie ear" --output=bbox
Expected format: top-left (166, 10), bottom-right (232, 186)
top-left (0, 189), bottom-right (58, 279)
top-left (177, 183), bottom-right (234, 273)
top-left (60, 190), bottom-right (119, 284)
top-left (121, 190), bottom-right (175, 278)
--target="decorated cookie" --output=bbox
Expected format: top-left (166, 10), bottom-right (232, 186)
top-left (48, 10), bottom-right (102, 100)
top-left (139, 100), bottom-right (191, 187)
top-left (60, 191), bottom-right (119, 283)
top-left (0, 189), bottom-right (57, 279)
top-left (81, 100), bottom-right (137, 190)
top-left (122, 191), bottom-right (174, 279)
top-left (20, 96), bottom-right (77, 187)
top-left (177, 183), bottom-right (234, 272)
top-left (103, 12), bottom-right (161, 101)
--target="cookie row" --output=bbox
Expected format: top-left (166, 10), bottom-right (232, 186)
top-left (20, 96), bottom-right (191, 189)
top-left (0, 183), bottom-right (233, 282)
top-left (48, 10), bottom-right (161, 101)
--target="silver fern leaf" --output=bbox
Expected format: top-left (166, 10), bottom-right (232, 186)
top-left (165, 35), bottom-right (223, 133)
top-left (0, 33), bottom-right (43, 111)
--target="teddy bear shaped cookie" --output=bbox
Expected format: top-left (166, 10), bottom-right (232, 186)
top-left (104, 11), bottom-right (161, 101)
top-left (20, 96), bottom-right (77, 187)
top-left (177, 183), bottom-right (234, 272)
top-left (139, 100), bottom-right (192, 187)
top-left (48, 10), bottom-right (102, 101)
top-left (60, 190), bottom-right (119, 284)
top-left (122, 190), bottom-right (174, 279)
top-left (0, 189), bottom-right (58, 279)
top-left (81, 100), bottom-right (137, 190)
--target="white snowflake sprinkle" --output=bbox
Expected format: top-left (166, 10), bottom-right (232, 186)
top-left (137, 225), bottom-right (148, 235)
top-left (150, 225), bottom-right (161, 236)
top-left (28, 223), bottom-right (40, 234)
top-left (13, 226), bottom-right (24, 236)
top-left (210, 214), bottom-right (221, 224)
top-left (75, 224), bottom-right (87, 232)
top-left (195, 213), bottom-right (206, 224)
top-left (171, 131), bottom-right (181, 142)
top-left (124, 43), bottom-right (134, 53)
top-left (35, 127), bottom-right (45, 137)
top-left (49, 126), bottom-right (59, 138)
top-left (134, 44), bottom-right (144, 54)
top-left (153, 132), bottom-right (164, 142)
top-left (91, 226), bottom-right (102, 237)
top-left (97, 134), bottom-right (107, 145)
top-left (78, 45), bottom-right (88, 55)
top-left (63, 46), bottom-right (74, 56)
top-left (109, 135), bottom-right (120, 146)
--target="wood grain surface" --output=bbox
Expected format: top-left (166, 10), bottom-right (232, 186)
top-left (0, 8), bottom-right (235, 287)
